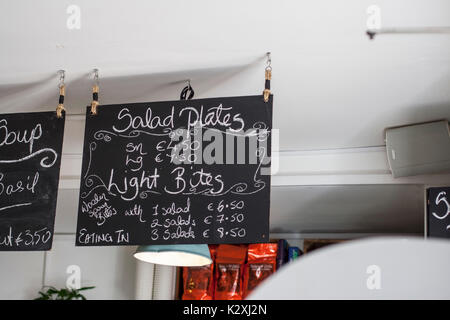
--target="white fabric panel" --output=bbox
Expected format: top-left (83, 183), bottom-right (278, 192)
top-left (249, 237), bottom-right (450, 299)
top-left (152, 264), bottom-right (176, 300)
top-left (135, 260), bottom-right (155, 300)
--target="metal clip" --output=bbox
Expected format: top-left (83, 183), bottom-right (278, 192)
top-left (263, 52), bottom-right (271, 102)
top-left (180, 79), bottom-right (195, 100)
top-left (91, 69), bottom-right (100, 115)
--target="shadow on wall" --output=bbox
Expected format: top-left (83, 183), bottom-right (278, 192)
top-left (269, 184), bottom-right (425, 234)
top-left (0, 55), bottom-right (265, 114)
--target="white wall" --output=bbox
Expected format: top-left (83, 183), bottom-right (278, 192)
top-left (0, 251), bottom-right (44, 299)
top-left (44, 235), bottom-right (136, 300)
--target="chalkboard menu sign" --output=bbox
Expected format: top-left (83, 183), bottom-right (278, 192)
top-left (427, 187), bottom-right (450, 239)
top-left (76, 95), bottom-right (272, 246)
top-left (0, 111), bottom-right (65, 250)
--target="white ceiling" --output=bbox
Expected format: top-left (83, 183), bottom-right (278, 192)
top-left (1, 0), bottom-right (449, 151)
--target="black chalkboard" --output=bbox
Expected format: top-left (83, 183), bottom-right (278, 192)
top-left (427, 187), bottom-right (450, 239)
top-left (76, 95), bottom-right (272, 246)
top-left (0, 111), bottom-right (65, 250)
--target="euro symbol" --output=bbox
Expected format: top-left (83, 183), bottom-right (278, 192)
top-left (204, 215), bottom-right (212, 225)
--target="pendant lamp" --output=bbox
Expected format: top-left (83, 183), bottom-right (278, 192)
top-left (134, 244), bottom-right (212, 267)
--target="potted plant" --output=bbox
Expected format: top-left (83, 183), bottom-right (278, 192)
top-left (35, 286), bottom-right (95, 300)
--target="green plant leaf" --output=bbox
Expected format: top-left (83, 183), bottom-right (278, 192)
top-left (35, 285), bottom-right (95, 300)
top-left (78, 286), bottom-right (95, 291)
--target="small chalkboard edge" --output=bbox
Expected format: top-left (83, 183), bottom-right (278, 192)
top-left (74, 107), bottom-right (98, 246)
top-left (44, 111), bottom-right (66, 252)
top-left (42, 112), bottom-right (66, 251)
top-left (425, 187), bottom-right (430, 238)
top-left (424, 186), bottom-right (450, 239)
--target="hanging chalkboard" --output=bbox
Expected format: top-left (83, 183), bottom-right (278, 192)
top-left (76, 95), bottom-right (272, 246)
top-left (427, 187), bottom-right (450, 239)
top-left (0, 111), bottom-right (65, 250)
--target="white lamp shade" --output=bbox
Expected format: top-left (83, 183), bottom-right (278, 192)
top-left (134, 244), bottom-right (212, 267)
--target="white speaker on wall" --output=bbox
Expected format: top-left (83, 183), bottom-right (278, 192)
top-left (385, 120), bottom-right (450, 178)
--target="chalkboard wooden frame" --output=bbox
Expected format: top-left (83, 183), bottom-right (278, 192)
top-left (76, 95), bottom-right (273, 246)
top-left (0, 111), bottom-right (65, 251)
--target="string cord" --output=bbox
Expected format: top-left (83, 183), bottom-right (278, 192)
top-left (91, 69), bottom-right (100, 115)
top-left (56, 70), bottom-right (65, 118)
top-left (263, 52), bottom-right (271, 102)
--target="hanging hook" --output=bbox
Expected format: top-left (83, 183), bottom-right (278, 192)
top-left (263, 52), bottom-right (272, 102)
top-left (180, 79), bottom-right (195, 100)
top-left (265, 52), bottom-right (272, 71)
top-left (56, 70), bottom-right (66, 118)
top-left (91, 68), bottom-right (100, 115)
top-left (93, 68), bottom-right (99, 85)
top-left (57, 70), bottom-right (65, 88)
